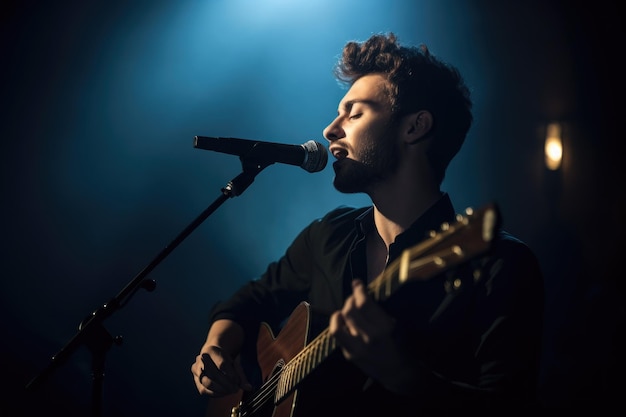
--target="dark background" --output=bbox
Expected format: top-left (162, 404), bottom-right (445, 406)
top-left (1, 0), bottom-right (624, 416)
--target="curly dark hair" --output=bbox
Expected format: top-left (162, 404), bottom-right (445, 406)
top-left (334, 33), bottom-right (473, 184)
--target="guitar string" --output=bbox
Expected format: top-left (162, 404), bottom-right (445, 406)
top-left (241, 373), bottom-right (277, 416)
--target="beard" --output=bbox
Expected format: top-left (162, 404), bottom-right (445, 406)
top-left (332, 129), bottom-right (401, 194)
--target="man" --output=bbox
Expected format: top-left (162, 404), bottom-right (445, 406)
top-left (191, 33), bottom-right (544, 416)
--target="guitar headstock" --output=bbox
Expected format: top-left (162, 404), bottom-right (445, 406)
top-left (369, 202), bottom-right (500, 299)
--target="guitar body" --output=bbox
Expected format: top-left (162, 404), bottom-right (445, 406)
top-left (205, 302), bottom-right (311, 417)
top-left (255, 302), bottom-right (310, 417)
top-left (205, 391), bottom-right (243, 417)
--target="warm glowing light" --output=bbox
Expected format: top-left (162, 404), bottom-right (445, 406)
top-left (545, 122), bottom-right (562, 170)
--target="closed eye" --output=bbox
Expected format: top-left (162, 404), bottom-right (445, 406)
top-left (349, 113), bottom-right (362, 120)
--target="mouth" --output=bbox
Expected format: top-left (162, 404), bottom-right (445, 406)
top-left (329, 145), bottom-right (348, 160)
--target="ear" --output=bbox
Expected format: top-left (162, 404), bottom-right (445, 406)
top-left (402, 110), bottom-right (433, 145)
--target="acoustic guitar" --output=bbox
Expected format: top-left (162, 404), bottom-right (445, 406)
top-left (205, 203), bottom-right (500, 417)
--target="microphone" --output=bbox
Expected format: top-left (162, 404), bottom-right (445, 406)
top-left (193, 136), bottom-right (328, 173)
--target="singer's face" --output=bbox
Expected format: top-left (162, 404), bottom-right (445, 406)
top-left (323, 74), bottom-right (402, 194)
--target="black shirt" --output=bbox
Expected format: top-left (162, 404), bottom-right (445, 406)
top-left (207, 193), bottom-right (544, 416)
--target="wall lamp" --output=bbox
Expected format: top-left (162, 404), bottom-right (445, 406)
top-left (545, 122), bottom-right (563, 170)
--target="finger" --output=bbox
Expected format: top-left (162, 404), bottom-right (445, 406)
top-left (335, 330), bottom-right (361, 360)
top-left (351, 279), bottom-right (367, 303)
top-left (330, 310), bottom-right (364, 361)
top-left (330, 310), bottom-right (356, 342)
top-left (340, 296), bottom-right (362, 337)
top-left (202, 352), bottom-right (241, 388)
top-left (193, 358), bottom-right (232, 396)
top-left (350, 279), bottom-right (376, 313)
top-left (198, 352), bottom-right (242, 395)
top-left (342, 289), bottom-right (397, 352)
top-left (192, 359), bottom-right (209, 394)
top-left (341, 290), bottom-right (372, 339)
top-left (348, 280), bottom-right (394, 336)
top-left (329, 310), bottom-right (346, 334)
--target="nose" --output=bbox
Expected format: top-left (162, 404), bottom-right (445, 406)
top-left (323, 116), bottom-right (345, 143)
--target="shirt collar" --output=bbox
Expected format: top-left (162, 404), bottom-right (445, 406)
top-left (354, 193), bottom-right (457, 249)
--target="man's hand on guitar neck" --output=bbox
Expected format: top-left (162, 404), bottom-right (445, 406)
top-left (329, 279), bottom-right (416, 394)
top-left (191, 319), bottom-right (252, 396)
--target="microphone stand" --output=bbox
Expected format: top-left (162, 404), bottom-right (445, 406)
top-left (25, 155), bottom-right (272, 417)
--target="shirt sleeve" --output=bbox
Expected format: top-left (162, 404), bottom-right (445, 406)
top-left (207, 206), bottom-right (360, 337)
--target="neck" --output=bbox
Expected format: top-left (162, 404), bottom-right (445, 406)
top-left (372, 190), bottom-right (442, 249)
top-left (368, 168), bottom-right (442, 249)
